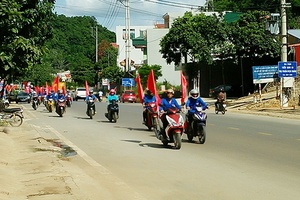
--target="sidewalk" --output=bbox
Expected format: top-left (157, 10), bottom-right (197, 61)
top-left (0, 122), bottom-right (142, 199)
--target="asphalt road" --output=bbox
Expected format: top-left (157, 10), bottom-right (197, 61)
top-left (22, 100), bottom-right (300, 200)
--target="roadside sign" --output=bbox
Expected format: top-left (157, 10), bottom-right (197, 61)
top-left (252, 65), bottom-right (278, 84)
top-left (278, 61), bottom-right (297, 78)
top-left (122, 78), bottom-right (135, 87)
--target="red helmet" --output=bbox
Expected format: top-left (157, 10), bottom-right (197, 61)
top-left (109, 89), bottom-right (116, 95)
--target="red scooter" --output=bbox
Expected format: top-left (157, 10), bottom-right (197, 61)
top-left (154, 106), bottom-right (184, 149)
top-left (144, 102), bottom-right (159, 130)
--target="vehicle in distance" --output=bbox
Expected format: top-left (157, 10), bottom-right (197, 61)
top-left (74, 87), bottom-right (86, 101)
top-left (120, 90), bottom-right (137, 103)
top-left (16, 91), bottom-right (31, 103)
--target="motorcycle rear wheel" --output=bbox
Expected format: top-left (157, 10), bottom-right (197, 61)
top-left (173, 132), bottom-right (182, 149)
top-left (9, 114), bottom-right (23, 127)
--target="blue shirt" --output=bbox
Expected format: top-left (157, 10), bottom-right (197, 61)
top-left (56, 94), bottom-right (66, 101)
top-left (107, 94), bottom-right (119, 104)
top-left (159, 97), bottom-right (181, 111)
top-left (85, 94), bottom-right (97, 103)
top-left (185, 97), bottom-right (207, 113)
top-left (143, 95), bottom-right (156, 106)
top-left (46, 93), bottom-right (56, 100)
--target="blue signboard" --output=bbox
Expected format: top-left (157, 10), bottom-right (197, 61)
top-left (122, 78), bottom-right (135, 87)
top-left (252, 65), bottom-right (278, 83)
top-left (278, 61), bottom-right (297, 78)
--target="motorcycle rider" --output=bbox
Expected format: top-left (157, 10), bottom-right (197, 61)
top-left (185, 89), bottom-right (208, 125)
top-left (142, 89), bottom-right (157, 124)
top-left (55, 90), bottom-right (66, 112)
top-left (85, 89), bottom-right (97, 113)
top-left (46, 90), bottom-right (56, 101)
top-left (159, 89), bottom-right (181, 138)
top-left (215, 88), bottom-right (225, 110)
top-left (107, 89), bottom-right (119, 112)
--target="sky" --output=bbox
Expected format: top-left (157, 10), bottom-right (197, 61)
top-left (54, 0), bottom-right (206, 32)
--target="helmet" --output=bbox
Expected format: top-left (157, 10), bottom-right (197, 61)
top-left (89, 89), bottom-right (93, 94)
top-left (190, 89), bottom-right (199, 99)
top-left (58, 89), bottom-right (62, 94)
top-left (166, 89), bottom-right (174, 94)
top-left (109, 89), bottom-right (116, 95)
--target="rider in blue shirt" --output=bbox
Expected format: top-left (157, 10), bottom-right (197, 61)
top-left (107, 89), bottom-right (118, 111)
top-left (185, 89), bottom-right (208, 123)
top-left (46, 90), bottom-right (56, 101)
top-left (85, 89), bottom-right (97, 113)
top-left (142, 89), bottom-right (157, 124)
top-left (159, 89), bottom-right (181, 137)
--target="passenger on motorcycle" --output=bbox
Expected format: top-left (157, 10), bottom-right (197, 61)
top-left (159, 89), bottom-right (181, 136)
top-left (142, 89), bottom-right (157, 124)
top-left (85, 89), bottom-right (97, 113)
top-left (107, 89), bottom-right (119, 112)
top-left (186, 89), bottom-right (208, 123)
top-left (32, 91), bottom-right (38, 101)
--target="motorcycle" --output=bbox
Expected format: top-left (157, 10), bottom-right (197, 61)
top-left (215, 100), bottom-right (226, 114)
top-left (105, 99), bottom-right (119, 123)
top-left (86, 98), bottom-right (96, 119)
top-left (0, 107), bottom-right (24, 127)
top-left (32, 97), bottom-right (39, 110)
top-left (47, 98), bottom-right (55, 112)
top-left (144, 102), bottom-right (159, 130)
top-left (56, 99), bottom-right (66, 117)
top-left (154, 106), bottom-right (184, 149)
top-left (185, 106), bottom-right (207, 144)
top-left (66, 94), bottom-right (72, 107)
top-left (1, 99), bottom-right (9, 108)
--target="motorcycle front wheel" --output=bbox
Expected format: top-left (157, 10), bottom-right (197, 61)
top-left (9, 114), bottom-right (23, 127)
top-left (113, 112), bottom-right (118, 123)
top-left (173, 132), bottom-right (182, 149)
top-left (198, 126), bottom-right (206, 144)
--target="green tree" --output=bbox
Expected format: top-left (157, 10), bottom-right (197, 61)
top-left (101, 66), bottom-right (125, 85)
top-left (137, 64), bottom-right (162, 86)
top-left (0, 0), bottom-right (55, 80)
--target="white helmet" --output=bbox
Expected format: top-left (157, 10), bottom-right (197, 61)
top-left (190, 89), bottom-right (199, 99)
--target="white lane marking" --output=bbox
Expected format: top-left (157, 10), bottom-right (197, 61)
top-left (257, 132), bottom-right (272, 136)
top-left (228, 127), bottom-right (240, 130)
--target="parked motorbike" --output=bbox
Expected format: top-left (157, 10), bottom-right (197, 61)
top-left (56, 99), bottom-right (66, 117)
top-left (66, 94), bottom-right (72, 107)
top-left (144, 102), bottom-right (159, 130)
top-left (185, 106), bottom-right (207, 144)
top-left (0, 107), bottom-right (24, 127)
top-left (86, 98), bottom-right (96, 119)
top-left (105, 99), bottom-right (119, 122)
top-left (215, 100), bottom-right (226, 114)
top-left (47, 98), bottom-right (55, 112)
top-left (32, 97), bottom-right (39, 110)
top-left (1, 99), bottom-right (9, 108)
top-left (154, 106), bottom-right (184, 149)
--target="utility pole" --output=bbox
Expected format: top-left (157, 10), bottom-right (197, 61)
top-left (91, 26), bottom-right (98, 63)
top-left (280, 0), bottom-right (291, 107)
top-left (125, 0), bottom-right (131, 74)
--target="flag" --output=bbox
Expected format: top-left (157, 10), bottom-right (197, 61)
top-left (147, 69), bottom-right (161, 106)
top-left (135, 74), bottom-right (144, 104)
top-left (62, 85), bottom-right (66, 96)
top-left (181, 71), bottom-right (187, 105)
top-left (85, 80), bottom-right (89, 96)
top-left (52, 75), bottom-right (59, 92)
